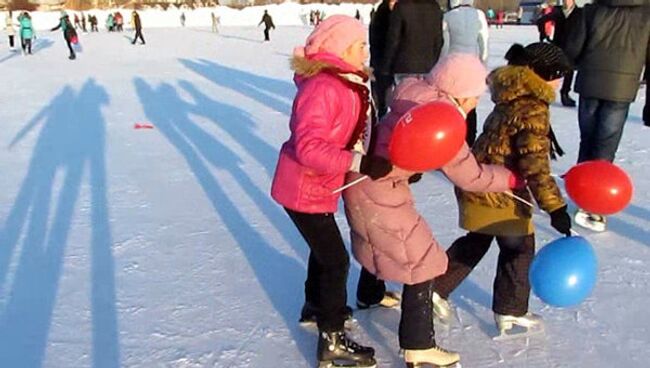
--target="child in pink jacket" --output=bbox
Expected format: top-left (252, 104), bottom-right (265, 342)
top-left (344, 53), bottom-right (520, 367)
top-left (270, 15), bottom-right (392, 368)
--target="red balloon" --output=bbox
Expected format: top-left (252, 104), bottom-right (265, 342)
top-left (564, 160), bottom-right (633, 215)
top-left (388, 101), bottom-right (467, 172)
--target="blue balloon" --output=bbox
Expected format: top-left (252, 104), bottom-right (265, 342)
top-left (529, 236), bottom-right (598, 307)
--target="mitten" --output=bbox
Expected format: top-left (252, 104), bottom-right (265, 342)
top-left (360, 155), bottom-right (392, 180)
top-left (550, 205), bottom-right (572, 237)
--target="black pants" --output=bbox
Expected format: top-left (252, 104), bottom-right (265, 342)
top-left (9, 35), bottom-right (14, 48)
top-left (66, 38), bottom-right (75, 58)
top-left (466, 108), bottom-right (477, 146)
top-left (371, 74), bottom-right (394, 119)
top-left (21, 37), bottom-right (32, 54)
top-left (356, 267), bottom-right (436, 349)
top-left (433, 232), bottom-right (535, 316)
top-left (356, 267), bottom-right (386, 305)
top-left (264, 28), bottom-right (270, 41)
top-left (561, 69), bottom-right (574, 95)
top-left (285, 208), bottom-right (350, 332)
top-left (132, 29), bottom-right (145, 44)
top-left (399, 279), bottom-right (436, 349)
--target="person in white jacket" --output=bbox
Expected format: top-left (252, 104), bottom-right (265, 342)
top-left (5, 11), bottom-right (16, 51)
top-left (441, 0), bottom-right (489, 145)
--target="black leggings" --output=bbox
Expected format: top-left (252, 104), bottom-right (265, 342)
top-left (466, 108), bottom-right (477, 146)
top-left (133, 29), bottom-right (145, 44)
top-left (285, 208), bottom-right (350, 332)
top-left (21, 37), bottom-right (32, 54)
top-left (66, 38), bottom-right (75, 57)
top-left (9, 35), bottom-right (14, 48)
top-left (434, 232), bottom-right (535, 316)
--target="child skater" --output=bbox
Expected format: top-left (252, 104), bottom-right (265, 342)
top-left (270, 15), bottom-right (393, 368)
top-left (431, 43), bottom-right (573, 339)
top-left (344, 53), bottom-right (521, 368)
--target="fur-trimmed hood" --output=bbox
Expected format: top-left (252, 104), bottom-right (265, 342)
top-left (290, 53), bottom-right (370, 80)
top-left (488, 65), bottom-right (556, 105)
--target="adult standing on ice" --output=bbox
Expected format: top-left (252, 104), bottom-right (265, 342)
top-left (535, 0), bottom-right (582, 107)
top-left (131, 10), bottom-right (145, 45)
top-left (258, 10), bottom-right (275, 42)
top-left (18, 12), bottom-right (33, 55)
top-left (211, 12), bottom-right (219, 34)
top-left (441, 0), bottom-right (489, 145)
top-left (5, 10), bottom-right (16, 51)
top-left (51, 10), bottom-right (77, 60)
top-left (344, 53), bottom-right (518, 368)
top-left (270, 15), bottom-right (391, 368)
top-left (564, 0), bottom-right (650, 231)
top-left (180, 12), bottom-right (186, 27)
top-left (369, 0), bottom-right (397, 119)
top-left (378, 0), bottom-right (445, 83)
top-left (643, 67), bottom-right (650, 127)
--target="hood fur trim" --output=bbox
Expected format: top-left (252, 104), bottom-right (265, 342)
top-left (488, 66), bottom-right (556, 105)
top-left (291, 56), bottom-right (371, 78)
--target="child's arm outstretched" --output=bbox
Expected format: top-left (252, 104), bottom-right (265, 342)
top-left (441, 142), bottom-right (514, 192)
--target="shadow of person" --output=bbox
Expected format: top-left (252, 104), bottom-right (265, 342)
top-left (133, 78), bottom-right (314, 364)
top-left (0, 79), bottom-right (120, 368)
top-left (179, 58), bottom-right (295, 116)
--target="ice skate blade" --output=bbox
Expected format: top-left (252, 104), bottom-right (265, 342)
top-left (318, 358), bottom-right (376, 368)
top-left (492, 325), bottom-right (545, 342)
top-left (406, 362), bottom-right (461, 368)
top-left (300, 318), bottom-right (357, 331)
top-left (574, 211), bottom-right (606, 232)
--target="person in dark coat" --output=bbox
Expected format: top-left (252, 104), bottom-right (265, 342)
top-left (536, 0), bottom-right (582, 107)
top-left (81, 12), bottom-right (87, 32)
top-left (564, 0), bottom-right (649, 163)
top-left (258, 10), bottom-right (275, 42)
top-left (643, 67), bottom-right (650, 127)
top-left (564, 0), bottom-right (650, 228)
top-left (51, 11), bottom-right (77, 60)
top-left (132, 10), bottom-right (145, 45)
top-left (378, 0), bottom-right (444, 82)
top-left (369, 0), bottom-right (397, 118)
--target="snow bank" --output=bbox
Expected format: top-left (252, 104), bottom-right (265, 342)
top-left (7, 2), bottom-right (377, 31)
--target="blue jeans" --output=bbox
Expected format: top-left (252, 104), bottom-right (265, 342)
top-left (578, 97), bottom-right (630, 163)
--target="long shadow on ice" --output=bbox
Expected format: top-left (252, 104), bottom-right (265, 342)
top-left (0, 38), bottom-right (55, 64)
top-left (179, 58), bottom-right (295, 115)
top-left (133, 78), bottom-right (312, 364)
top-left (177, 80), bottom-right (278, 175)
top-left (175, 79), bottom-right (306, 260)
top-left (0, 79), bottom-right (120, 368)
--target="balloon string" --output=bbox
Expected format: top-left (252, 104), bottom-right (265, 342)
top-left (505, 191), bottom-right (581, 237)
top-left (505, 191), bottom-right (535, 208)
top-left (331, 175), bottom-right (368, 194)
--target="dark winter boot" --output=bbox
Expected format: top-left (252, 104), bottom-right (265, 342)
top-left (317, 330), bottom-right (376, 368)
top-left (69, 53), bottom-right (76, 60)
top-left (561, 92), bottom-right (576, 107)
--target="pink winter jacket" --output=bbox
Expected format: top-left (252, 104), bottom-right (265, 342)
top-left (271, 53), bottom-right (367, 213)
top-left (343, 77), bottom-right (513, 285)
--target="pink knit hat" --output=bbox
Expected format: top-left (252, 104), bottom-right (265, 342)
top-left (294, 15), bottom-right (367, 58)
top-left (426, 53), bottom-right (488, 98)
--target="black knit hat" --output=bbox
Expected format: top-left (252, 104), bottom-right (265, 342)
top-left (505, 42), bottom-right (572, 81)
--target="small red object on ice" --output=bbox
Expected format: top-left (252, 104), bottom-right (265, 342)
top-left (134, 122), bottom-right (155, 129)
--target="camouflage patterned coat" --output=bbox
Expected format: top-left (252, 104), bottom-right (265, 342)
top-left (458, 65), bottom-right (566, 236)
